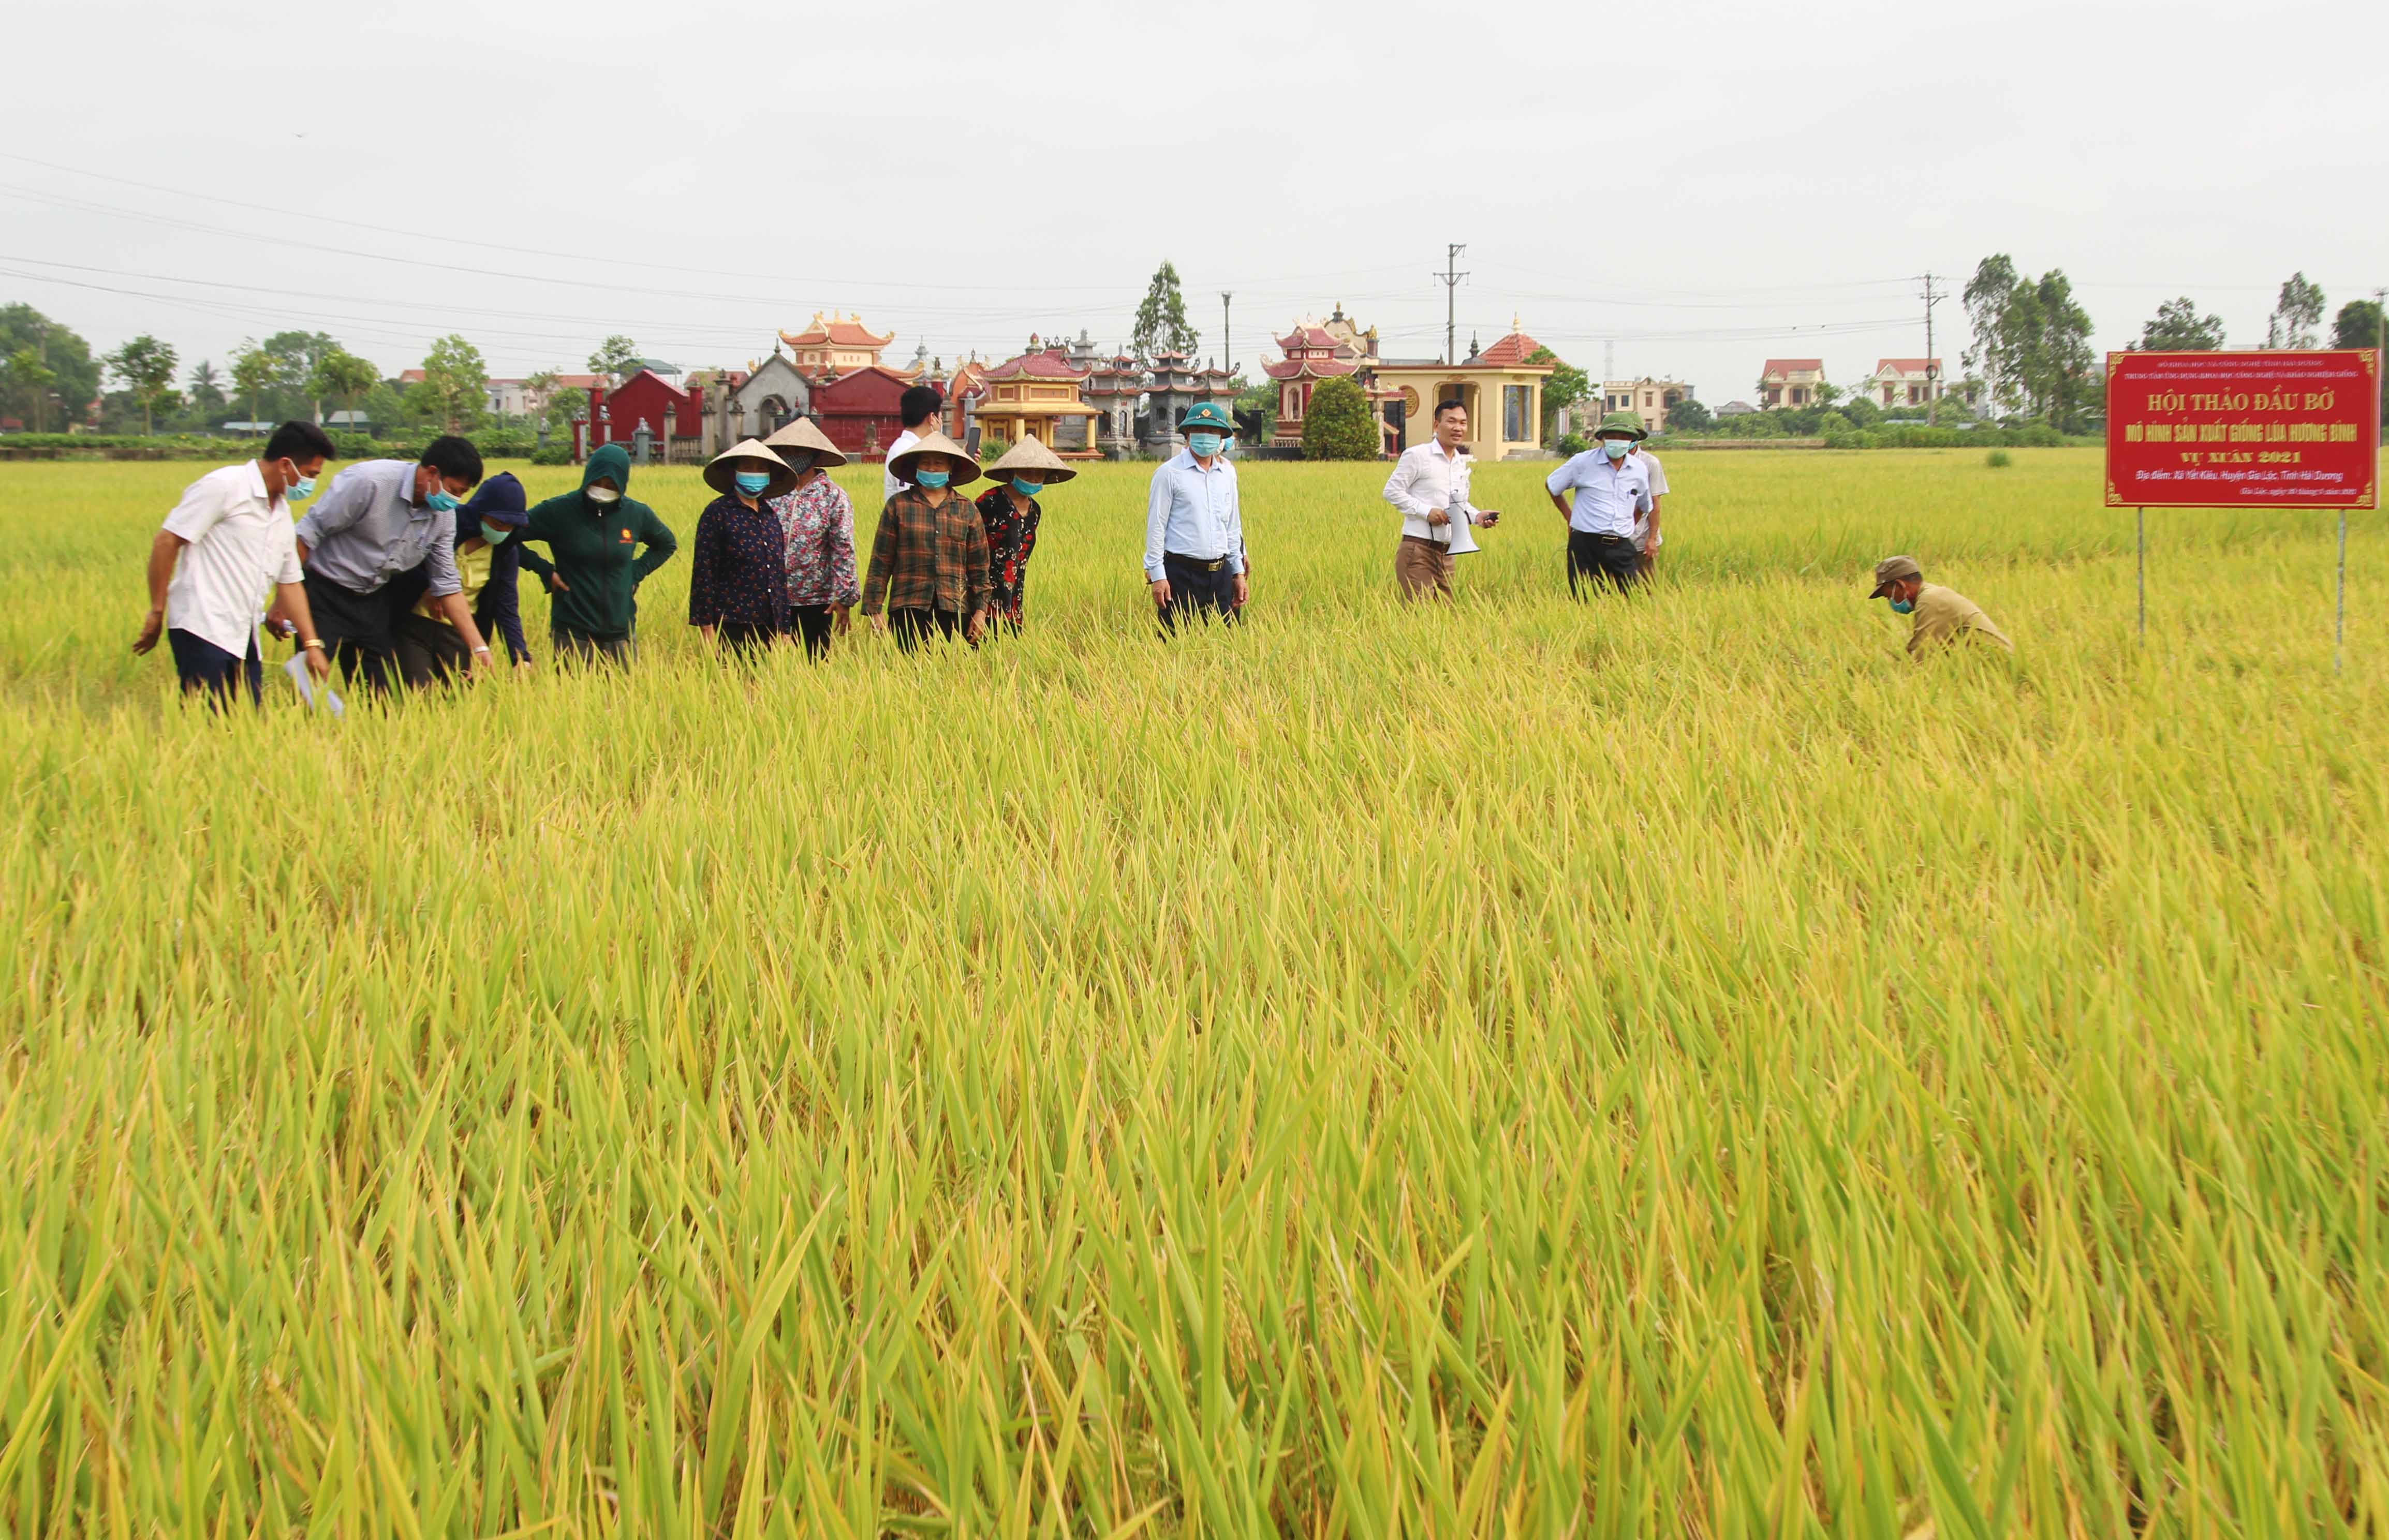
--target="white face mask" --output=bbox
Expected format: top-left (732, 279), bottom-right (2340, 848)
top-left (586, 485), bottom-right (621, 506)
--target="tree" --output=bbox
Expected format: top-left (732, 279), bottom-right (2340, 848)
top-left (310, 347), bottom-right (379, 428)
top-left (1526, 347), bottom-right (1589, 445)
top-left (0, 305), bottom-right (100, 429)
top-left (1960, 255), bottom-right (2022, 412)
top-left (229, 341), bottom-right (279, 424)
top-left (2030, 270), bottom-right (2095, 427)
top-left (587, 335), bottom-right (640, 381)
top-left (106, 334), bottom-right (180, 435)
top-left (1130, 261), bottom-right (1198, 360)
top-left (185, 359), bottom-right (226, 424)
top-left (2137, 297), bottom-right (2226, 352)
top-left (1665, 397), bottom-right (1715, 434)
top-left (1300, 376), bottom-right (1380, 460)
top-left (2331, 300), bottom-right (2388, 423)
top-left (521, 370), bottom-right (558, 428)
top-left (1815, 379), bottom-right (1844, 409)
top-left (2265, 273), bottom-right (2325, 350)
top-left (259, 331), bottom-right (338, 420)
top-left (544, 386), bottom-right (588, 434)
top-left (417, 334), bottom-right (489, 432)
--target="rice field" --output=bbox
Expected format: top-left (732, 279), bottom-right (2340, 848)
top-left (2, 448), bottom-right (2384, 1536)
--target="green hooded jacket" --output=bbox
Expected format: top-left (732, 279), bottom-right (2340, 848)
top-left (517, 444), bottom-right (677, 639)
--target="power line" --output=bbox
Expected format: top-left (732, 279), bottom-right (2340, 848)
top-left (1433, 243), bottom-right (1468, 366)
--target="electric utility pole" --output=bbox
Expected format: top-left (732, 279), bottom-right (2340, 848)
top-left (1221, 292), bottom-right (1234, 377)
top-left (1434, 243), bottom-right (1469, 366)
top-left (1921, 271), bottom-right (1945, 426)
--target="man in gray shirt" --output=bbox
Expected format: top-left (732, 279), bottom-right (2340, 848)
top-left (293, 436), bottom-right (495, 689)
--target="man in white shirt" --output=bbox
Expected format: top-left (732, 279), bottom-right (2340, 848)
top-left (1544, 411), bottom-right (1654, 594)
top-left (880, 384), bottom-right (944, 501)
top-left (1382, 398), bottom-right (1500, 599)
top-left (133, 421), bottom-right (336, 707)
top-left (1630, 442), bottom-right (1667, 574)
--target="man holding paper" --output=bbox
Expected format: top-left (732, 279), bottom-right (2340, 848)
top-left (1382, 398), bottom-right (1499, 600)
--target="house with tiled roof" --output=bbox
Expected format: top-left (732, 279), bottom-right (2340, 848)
top-left (1261, 319), bottom-right (1373, 448)
top-left (973, 337), bottom-right (1103, 457)
top-left (1373, 318), bottom-right (1558, 459)
top-left (1758, 359), bottom-right (1826, 408)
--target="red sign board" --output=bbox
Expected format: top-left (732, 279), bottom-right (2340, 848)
top-left (2105, 349), bottom-right (2377, 508)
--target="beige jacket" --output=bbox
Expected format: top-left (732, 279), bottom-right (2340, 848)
top-left (1908, 583), bottom-right (2012, 657)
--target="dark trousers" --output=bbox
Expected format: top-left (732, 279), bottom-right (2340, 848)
top-left (553, 625), bottom-right (634, 665)
top-left (1567, 531), bottom-right (1643, 596)
top-left (1159, 553), bottom-right (1238, 632)
top-left (716, 620), bottom-right (778, 655)
top-left (788, 604), bottom-right (834, 659)
top-left (392, 612), bottom-right (472, 687)
top-left (303, 571), bottom-right (401, 691)
top-left (167, 628), bottom-right (262, 708)
top-left (889, 608), bottom-right (960, 652)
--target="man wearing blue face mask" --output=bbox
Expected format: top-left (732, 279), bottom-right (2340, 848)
top-left (1869, 555), bottom-right (2012, 657)
top-left (294, 435), bottom-right (495, 690)
top-left (1143, 402), bottom-right (1247, 631)
top-left (1543, 411), bottom-right (1655, 595)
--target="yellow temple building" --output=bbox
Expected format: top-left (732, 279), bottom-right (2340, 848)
top-left (972, 337), bottom-right (1103, 457)
top-left (1368, 321), bottom-right (1556, 459)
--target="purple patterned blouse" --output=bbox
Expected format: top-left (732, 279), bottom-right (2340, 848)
top-left (769, 476), bottom-right (861, 609)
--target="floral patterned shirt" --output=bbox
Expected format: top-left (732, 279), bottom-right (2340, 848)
top-left (769, 476), bottom-right (860, 609)
top-left (687, 494), bottom-right (787, 630)
top-left (974, 485), bottom-right (1042, 621)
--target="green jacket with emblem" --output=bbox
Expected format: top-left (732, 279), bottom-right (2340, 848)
top-left (517, 444), bottom-right (678, 640)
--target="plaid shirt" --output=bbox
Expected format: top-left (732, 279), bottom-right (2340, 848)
top-left (860, 485), bottom-right (991, 617)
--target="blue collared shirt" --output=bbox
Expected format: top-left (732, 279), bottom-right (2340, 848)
top-left (1545, 450), bottom-right (1652, 539)
top-left (1144, 450), bottom-right (1244, 580)
top-left (293, 458), bottom-right (462, 596)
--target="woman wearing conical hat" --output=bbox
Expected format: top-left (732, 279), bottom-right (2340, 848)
top-left (689, 438), bottom-right (798, 655)
top-left (761, 417), bottom-right (857, 659)
top-left (972, 436), bottom-right (1075, 634)
top-left (860, 429), bottom-right (992, 651)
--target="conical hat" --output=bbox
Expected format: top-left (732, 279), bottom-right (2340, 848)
top-left (980, 435), bottom-right (1077, 486)
top-left (762, 414), bottom-right (848, 468)
top-left (703, 439), bottom-right (797, 498)
top-left (886, 428), bottom-right (982, 488)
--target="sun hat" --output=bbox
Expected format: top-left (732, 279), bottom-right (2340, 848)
top-left (702, 439), bottom-right (797, 498)
top-left (762, 414), bottom-right (849, 469)
top-left (1869, 554), bottom-right (1923, 596)
top-left (1594, 410), bottom-right (1648, 440)
top-left (461, 470), bottom-right (529, 526)
top-left (886, 428), bottom-right (982, 488)
top-left (1178, 401), bottom-right (1235, 436)
top-left (980, 436), bottom-right (1077, 487)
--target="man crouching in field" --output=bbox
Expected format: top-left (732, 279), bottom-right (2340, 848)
top-left (1870, 554), bottom-right (2012, 658)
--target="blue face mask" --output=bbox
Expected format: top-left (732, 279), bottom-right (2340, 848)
top-left (734, 471), bottom-right (773, 496)
top-left (480, 521), bottom-right (511, 543)
top-left (1889, 598), bottom-right (1915, 614)
top-left (1601, 439), bottom-right (1631, 460)
top-left (279, 461), bottom-right (317, 501)
top-left (1011, 477), bottom-right (1043, 497)
top-left (914, 469), bottom-right (950, 490)
top-left (1187, 432), bottom-right (1222, 457)
top-left (426, 487), bottom-right (462, 513)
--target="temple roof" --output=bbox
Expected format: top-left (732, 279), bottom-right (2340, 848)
top-left (1276, 324), bottom-right (1343, 351)
top-left (783, 312), bottom-right (894, 349)
top-left (1470, 330), bottom-right (1551, 368)
top-left (981, 348), bottom-right (1087, 382)
top-left (1262, 356), bottom-right (1360, 381)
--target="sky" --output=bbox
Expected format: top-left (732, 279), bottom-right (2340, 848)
top-left (6, 0), bottom-right (2384, 408)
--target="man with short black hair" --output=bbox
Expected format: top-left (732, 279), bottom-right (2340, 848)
top-left (882, 384), bottom-right (945, 500)
top-left (294, 434), bottom-right (494, 689)
top-left (1382, 398), bottom-right (1500, 599)
top-left (134, 420), bottom-right (336, 708)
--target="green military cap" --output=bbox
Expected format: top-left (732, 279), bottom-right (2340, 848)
top-left (1594, 410), bottom-right (1647, 440)
top-left (1870, 554), bottom-right (1922, 596)
top-left (1178, 402), bottom-right (1235, 434)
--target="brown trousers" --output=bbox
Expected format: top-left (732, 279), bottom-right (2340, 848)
top-left (1395, 535), bottom-right (1453, 600)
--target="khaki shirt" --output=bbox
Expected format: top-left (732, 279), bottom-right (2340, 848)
top-left (1908, 582), bottom-right (2012, 657)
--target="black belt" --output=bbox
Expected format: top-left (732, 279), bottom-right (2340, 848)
top-left (1165, 552), bottom-right (1228, 573)
top-left (1573, 531), bottom-right (1636, 545)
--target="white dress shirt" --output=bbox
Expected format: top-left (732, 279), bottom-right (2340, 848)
top-left (1143, 451), bottom-right (1244, 580)
top-left (1545, 450), bottom-right (1653, 539)
top-left (1631, 448), bottom-right (1667, 549)
top-left (1381, 439), bottom-right (1483, 546)
top-left (880, 428), bottom-right (920, 500)
top-left (162, 461), bottom-right (303, 658)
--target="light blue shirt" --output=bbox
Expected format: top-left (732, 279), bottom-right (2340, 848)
top-left (1144, 450), bottom-right (1244, 580)
top-left (1545, 450), bottom-right (1653, 539)
top-left (293, 458), bottom-right (462, 596)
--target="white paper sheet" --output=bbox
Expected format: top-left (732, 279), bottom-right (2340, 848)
top-left (284, 653), bottom-right (345, 718)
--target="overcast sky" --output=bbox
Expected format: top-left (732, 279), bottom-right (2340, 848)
top-left (6, 0), bottom-right (2383, 406)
